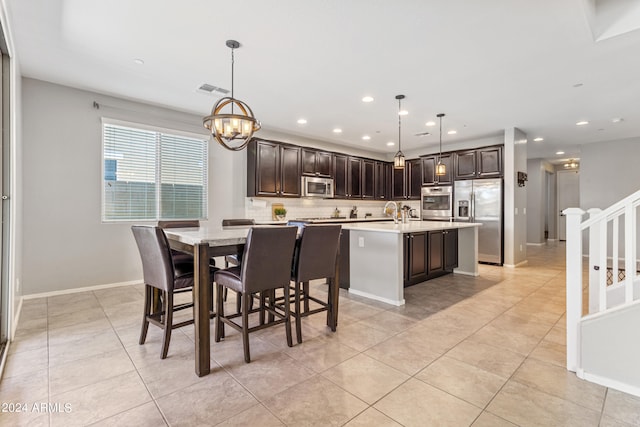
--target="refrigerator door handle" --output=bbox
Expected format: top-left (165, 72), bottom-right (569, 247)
top-left (470, 192), bottom-right (475, 222)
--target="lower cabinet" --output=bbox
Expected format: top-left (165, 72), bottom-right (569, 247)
top-left (404, 229), bottom-right (458, 287)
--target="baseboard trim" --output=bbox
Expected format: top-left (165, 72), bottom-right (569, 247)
top-left (23, 280), bottom-right (142, 300)
top-left (453, 269), bottom-right (480, 277)
top-left (348, 289), bottom-right (404, 306)
top-left (11, 296), bottom-right (23, 340)
top-left (526, 242), bottom-right (546, 246)
top-left (580, 371), bottom-right (640, 398)
top-left (503, 260), bottom-right (529, 268)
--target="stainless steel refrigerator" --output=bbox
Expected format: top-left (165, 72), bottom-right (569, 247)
top-left (454, 178), bottom-right (503, 265)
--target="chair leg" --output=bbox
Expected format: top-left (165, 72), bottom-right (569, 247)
top-left (236, 291), bottom-right (242, 314)
top-left (259, 292), bottom-right (266, 325)
top-left (139, 285), bottom-right (152, 345)
top-left (283, 285), bottom-right (293, 348)
top-left (294, 281), bottom-right (303, 344)
top-left (326, 278), bottom-right (334, 328)
top-left (242, 292), bottom-right (251, 363)
top-left (215, 283), bottom-right (224, 342)
top-left (161, 291), bottom-right (173, 359)
top-left (303, 281), bottom-right (310, 313)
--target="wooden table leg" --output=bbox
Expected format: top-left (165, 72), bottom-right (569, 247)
top-left (193, 243), bottom-right (211, 377)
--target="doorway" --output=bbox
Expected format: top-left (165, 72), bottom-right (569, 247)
top-left (557, 170), bottom-right (580, 241)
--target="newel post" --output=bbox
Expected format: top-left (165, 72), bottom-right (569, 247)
top-left (587, 208), bottom-right (602, 314)
top-left (564, 207), bottom-right (585, 373)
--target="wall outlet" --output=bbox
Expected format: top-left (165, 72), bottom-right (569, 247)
top-left (520, 244), bottom-right (523, 252)
top-left (523, 207), bottom-right (527, 215)
top-left (358, 236), bottom-right (365, 247)
top-left (515, 207), bottom-right (518, 215)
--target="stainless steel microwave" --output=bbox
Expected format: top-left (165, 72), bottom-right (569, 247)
top-left (302, 176), bottom-right (334, 198)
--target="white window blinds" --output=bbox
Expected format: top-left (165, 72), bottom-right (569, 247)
top-left (102, 121), bottom-right (208, 221)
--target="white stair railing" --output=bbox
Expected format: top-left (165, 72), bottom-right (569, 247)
top-left (564, 189), bottom-right (640, 374)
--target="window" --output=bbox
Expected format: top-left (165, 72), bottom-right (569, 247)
top-left (102, 120), bottom-right (208, 221)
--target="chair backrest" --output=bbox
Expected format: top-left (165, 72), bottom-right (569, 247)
top-left (158, 220), bottom-right (200, 229)
top-left (293, 224), bottom-right (341, 282)
top-left (240, 226), bottom-right (298, 293)
top-left (132, 226), bottom-right (175, 292)
top-left (222, 218), bottom-right (256, 227)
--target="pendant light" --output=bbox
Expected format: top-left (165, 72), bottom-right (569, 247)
top-left (393, 95), bottom-right (406, 169)
top-left (203, 40), bottom-right (261, 151)
top-left (435, 113), bottom-right (446, 176)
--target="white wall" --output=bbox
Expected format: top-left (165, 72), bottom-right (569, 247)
top-left (504, 128), bottom-right (527, 266)
top-left (526, 158), bottom-right (555, 244)
top-left (580, 137), bottom-right (640, 210)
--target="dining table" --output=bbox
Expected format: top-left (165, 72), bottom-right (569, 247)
top-left (163, 225), bottom-right (340, 377)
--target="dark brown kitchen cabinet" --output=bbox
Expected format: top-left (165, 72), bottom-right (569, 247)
top-left (422, 154), bottom-right (452, 186)
top-left (477, 146), bottom-right (502, 177)
top-left (404, 228), bottom-right (458, 286)
top-left (428, 231), bottom-right (444, 273)
top-left (362, 159), bottom-right (375, 199)
top-left (301, 148), bottom-right (333, 177)
top-left (405, 232), bottom-right (427, 284)
top-left (247, 139), bottom-right (301, 197)
top-left (392, 159), bottom-right (422, 200)
top-left (348, 157), bottom-right (363, 198)
top-left (374, 161), bottom-right (389, 200)
top-left (454, 146), bottom-right (503, 179)
top-left (443, 228), bottom-right (458, 271)
top-left (333, 154), bottom-right (348, 198)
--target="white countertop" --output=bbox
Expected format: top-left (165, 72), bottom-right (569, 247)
top-left (342, 220), bottom-right (481, 234)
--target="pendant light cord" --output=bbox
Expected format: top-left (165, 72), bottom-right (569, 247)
top-left (230, 47), bottom-right (235, 113)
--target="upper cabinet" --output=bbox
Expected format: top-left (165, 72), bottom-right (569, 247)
top-left (301, 148), bottom-right (333, 177)
top-left (333, 154), bottom-right (348, 199)
top-left (454, 145), bottom-right (502, 180)
top-left (422, 154), bottom-right (453, 186)
top-left (348, 157), bottom-right (363, 198)
top-left (247, 139), bottom-right (301, 197)
top-left (362, 159), bottom-right (375, 199)
top-left (392, 159), bottom-right (422, 200)
top-left (374, 161), bottom-right (389, 200)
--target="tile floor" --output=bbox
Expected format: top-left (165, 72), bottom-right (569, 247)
top-left (2, 242), bottom-right (640, 426)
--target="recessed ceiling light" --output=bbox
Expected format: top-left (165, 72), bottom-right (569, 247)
top-left (573, 83), bottom-right (583, 88)
top-left (362, 96), bottom-right (374, 103)
top-left (612, 118), bottom-right (624, 123)
top-left (533, 137), bottom-right (544, 142)
top-left (333, 128), bottom-right (342, 133)
top-left (447, 130), bottom-right (457, 135)
top-left (297, 118), bottom-right (307, 124)
top-left (134, 58), bottom-right (145, 65)
top-left (362, 135), bottom-right (371, 140)
top-left (386, 142), bottom-right (395, 146)
top-left (425, 121), bottom-right (436, 127)
top-left (576, 120), bottom-right (589, 126)
top-left (398, 110), bottom-right (408, 116)
top-left (556, 151), bottom-right (565, 155)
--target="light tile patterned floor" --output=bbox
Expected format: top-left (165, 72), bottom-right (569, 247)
top-left (2, 242), bottom-right (640, 426)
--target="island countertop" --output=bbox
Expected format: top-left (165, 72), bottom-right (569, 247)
top-left (342, 220), bottom-right (481, 233)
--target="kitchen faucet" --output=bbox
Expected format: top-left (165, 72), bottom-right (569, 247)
top-left (383, 201), bottom-right (399, 224)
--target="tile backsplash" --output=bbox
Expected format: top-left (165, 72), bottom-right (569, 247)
top-left (245, 197), bottom-right (420, 222)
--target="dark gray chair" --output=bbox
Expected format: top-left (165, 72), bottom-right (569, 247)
top-left (221, 219), bottom-right (256, 308)
top-left (132, 225), bottom-right (217, 359)
top-left (290, 224), bottom-right (341, 343)
top-left (157, 220), bottom-right (201, 265)
top-left (214, 226), bottom-right (297, 363)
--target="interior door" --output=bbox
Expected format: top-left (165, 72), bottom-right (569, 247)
top-left (557, 170), bottom-right (580, 241)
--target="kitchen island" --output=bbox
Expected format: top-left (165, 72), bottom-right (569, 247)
top-left (342, 221), bottom-right (481, 306)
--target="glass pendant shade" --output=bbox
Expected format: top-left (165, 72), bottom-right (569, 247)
top-left (394, 151), bottom-right (405, 169)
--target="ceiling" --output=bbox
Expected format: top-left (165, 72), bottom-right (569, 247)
top-left (6, 0), bottom-right (640, 162)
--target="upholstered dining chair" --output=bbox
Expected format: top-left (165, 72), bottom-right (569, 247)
top-left (157, 220), bottom-right (201, 265)
top-left (132, 225), bottom-right (217, 359)
top-left (221, 219), bottom-right (256, 307)
top-left (289, 224), bottom-right (341, 343)
top-left (214, 226), bottom-right (298, 363)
